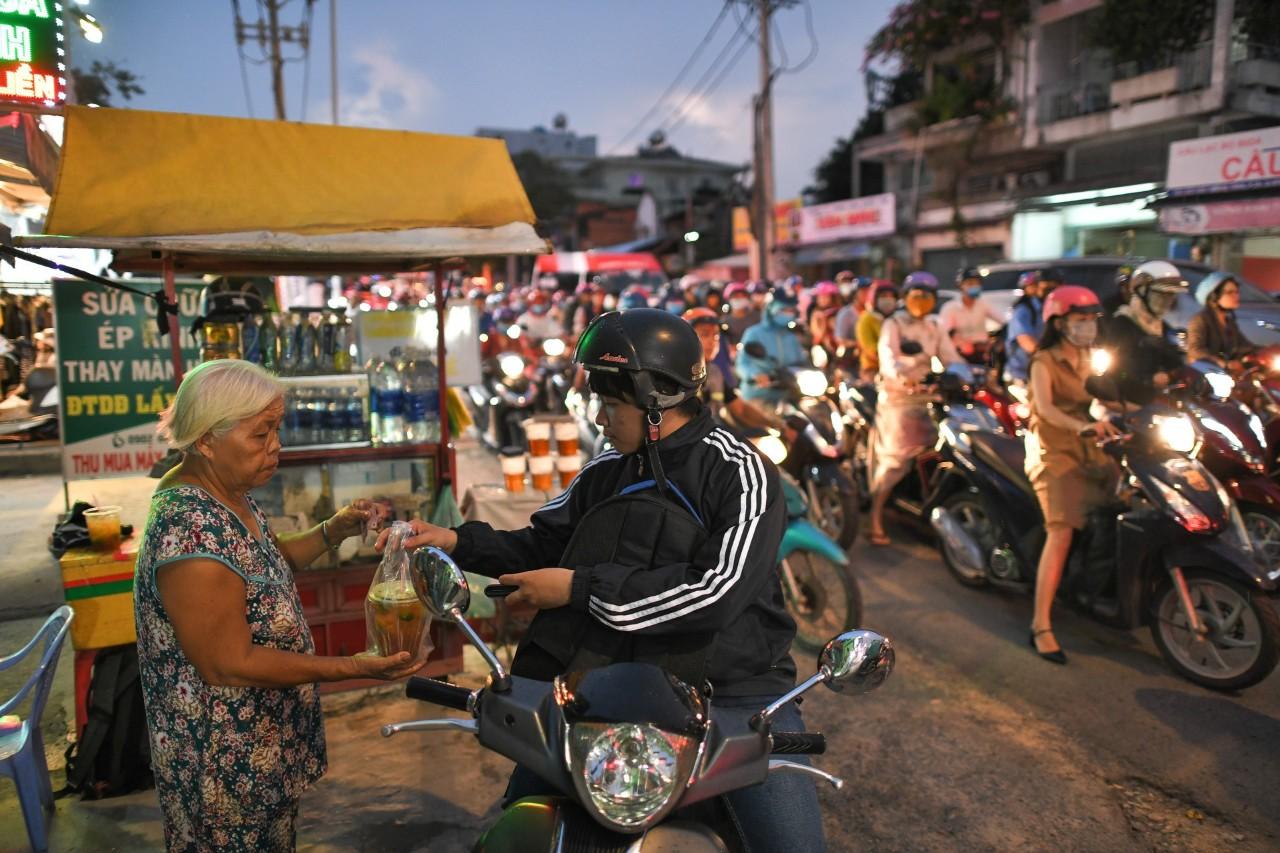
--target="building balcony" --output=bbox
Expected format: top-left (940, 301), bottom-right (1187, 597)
top-left (1230, 41), bottom-right (1280, 118)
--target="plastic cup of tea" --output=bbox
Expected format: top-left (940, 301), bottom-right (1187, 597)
top-left (500, 450), bottom-right (527, 492)
top-left (555, 455), bottom-right (581, 489)
top-left (554, 421), bottom-right (579, 458)
top-left (524, 420), bottom-right (552, 456)
top-left (528, 455), bottom-right (555, 492)
top-left (84, 506), bottom-right (123, 552)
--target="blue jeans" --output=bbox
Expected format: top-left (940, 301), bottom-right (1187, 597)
top-left (503, 695), bottom-right (826, 853)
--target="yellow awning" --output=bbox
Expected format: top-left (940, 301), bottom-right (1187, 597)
top-left (19, 106), bottom-right (547, 271)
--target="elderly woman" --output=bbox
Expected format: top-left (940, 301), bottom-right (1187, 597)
top-left (135, 359), bottom-right (423, 852)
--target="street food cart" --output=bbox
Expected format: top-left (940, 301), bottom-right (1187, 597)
top-left (2, 106), bottom-right (548, 725)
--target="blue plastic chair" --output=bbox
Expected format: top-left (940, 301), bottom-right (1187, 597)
top-left (0, 605), bottom-right (73, 853)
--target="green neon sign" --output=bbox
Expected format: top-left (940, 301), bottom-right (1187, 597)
top-left (0, 0), bottom-right (65, 107)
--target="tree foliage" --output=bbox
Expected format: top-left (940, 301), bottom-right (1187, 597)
top-left (72, 60), bottom-right (144, 107)
top-left (1237, 0), bottom-right (1280, 47)
top-left (1087, 0), bottom-right (1214, 72)
top-left (510, 151), bottom-right (577, 234)
top-left (865, 0), bottom-right (1031, 71)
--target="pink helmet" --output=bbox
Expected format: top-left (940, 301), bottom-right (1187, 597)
top-left (812, 281), bottom-right (840, 298)
top-left (1042, 285), bottom-right (1102, 323)
top-left (724, 281), bottom-right (748, 299)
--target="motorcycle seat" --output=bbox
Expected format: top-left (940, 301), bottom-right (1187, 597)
top-left (966, 431), bottom-right (1033, 495)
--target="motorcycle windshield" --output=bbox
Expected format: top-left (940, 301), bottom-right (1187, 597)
top-left (556, 662), bottom-right (707, 735)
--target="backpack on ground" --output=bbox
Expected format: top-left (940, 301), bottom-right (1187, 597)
top-left (61, 644), bottom-right (154, 799)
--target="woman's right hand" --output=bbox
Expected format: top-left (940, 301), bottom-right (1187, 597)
top-left (375, 518), bottom-right (458, 554)
top-left (349, 651), bottom-right (426, 681)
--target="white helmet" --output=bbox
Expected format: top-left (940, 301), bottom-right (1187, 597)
top-left (1129, 260), bottom-right (1187, 295)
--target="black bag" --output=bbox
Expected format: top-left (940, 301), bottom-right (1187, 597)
top-left (62, 645), bottom-right (154, 799)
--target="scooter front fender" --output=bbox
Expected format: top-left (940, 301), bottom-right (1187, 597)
top-left (473, 797), bottom-right (730, 853)
top-left (780, 519), bottom-right (848, 566)
top-left (1162, 533), bottom-right (1278, 591)
top-left (1229, 473), bottom-right (1280, 512)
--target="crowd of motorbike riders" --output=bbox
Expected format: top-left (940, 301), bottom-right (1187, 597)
top-left (464, 258), bottom-right (1279, 689)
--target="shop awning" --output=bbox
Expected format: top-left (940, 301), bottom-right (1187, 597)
top-left (17, 106), bottom-right (548, 273)
top-left (791, 240), bottom-right (871, 266)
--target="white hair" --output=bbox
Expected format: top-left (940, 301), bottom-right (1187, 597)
top-left (158, 359), bottom-right (284, 452)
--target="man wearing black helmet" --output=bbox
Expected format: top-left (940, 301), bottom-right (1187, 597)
top-left (385, 308), bottom-right (820, 849)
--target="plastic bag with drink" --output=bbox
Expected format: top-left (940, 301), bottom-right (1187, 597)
top-left (364, 521), bottom-right (433, 663)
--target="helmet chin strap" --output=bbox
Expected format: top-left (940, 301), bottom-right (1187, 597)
top-left (644, 405), bottom-right (671, 495)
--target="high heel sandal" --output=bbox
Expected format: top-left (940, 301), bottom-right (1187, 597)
top-left (1029, 628), bottom-right (1067, 665)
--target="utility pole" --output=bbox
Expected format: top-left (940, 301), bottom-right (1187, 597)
top-left (233, 0), bottom-right (313, 121)
top-left (753, 0), bottom-right (777, 282)
top-left (330, 0), bottom-right (339, 124)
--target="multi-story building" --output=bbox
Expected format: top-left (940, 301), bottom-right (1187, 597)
top-left (857, 0), bottom-right (1280, 282)
top-left (475, 114), bottom-right (598, 172)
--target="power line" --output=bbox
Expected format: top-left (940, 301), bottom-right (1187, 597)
top-left (607, 2), bottom-right (732, 154)
top-left (774, 0), bottom-right (818, 78)
top-left (652, 10), bottom-right (757, 138)
top-left (231, 0), bottom-right (257, 117)
top-left (299, 0), bottom-right (316, 120)
top-left (663, 26), bottom-right (756, 137)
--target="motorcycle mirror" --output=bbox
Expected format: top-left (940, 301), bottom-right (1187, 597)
top-left (411, 546), bottom-right (471, 620)
top-left (410, 547), bottom-right (513, 691)
top-left (744, 341), bottom-right (769, 359)
top-left (753, 629), bottom-right (894, 729)
top-left (818, 630), bottom-right (895, 695)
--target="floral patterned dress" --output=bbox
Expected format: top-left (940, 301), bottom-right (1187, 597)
top-left (134, 485), bottom-right (327, 852)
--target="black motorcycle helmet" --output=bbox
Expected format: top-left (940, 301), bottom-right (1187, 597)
top-left (573, 308), bottom-right (706, 412)
top-left (191, 280), bottom-right (266, 335)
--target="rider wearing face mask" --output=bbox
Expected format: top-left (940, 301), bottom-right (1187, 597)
top-left (722, 282), bottom-right (758, 342)
top-left (1025, 287), bottom-right (1121, 664)
top-left (857, 281), bottom-right (898, 381)
top-left (867, 272), bottom-right (968, 545)
top-left (1102, 260), bottom-right (1188, 405)
top-left (1186, 271), bottom-right (1256, 370)
top-left (735, 290), bottom-right (808, 405)
top-left (939, 267), bottom-right (1004, 358)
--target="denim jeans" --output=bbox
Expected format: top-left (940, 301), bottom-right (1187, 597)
top-left (503, 695), bottom-right (827, 853)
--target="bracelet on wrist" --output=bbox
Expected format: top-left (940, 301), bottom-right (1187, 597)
top-left (320, 519), bottom-right (337, 552)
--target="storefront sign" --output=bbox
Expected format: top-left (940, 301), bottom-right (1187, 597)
top-left (798, 194), bottom-right (896, 245)
top-left (731, 198), bottom-right (803, 251)
top-left (1166, 127), bottom-right (1280, 195)
top-left (1159, 196), bottom-right (1280, 235)
top-left (0, 0), bottom-right (66, 107)
top-left (53, 279), bottom-right (203, 481)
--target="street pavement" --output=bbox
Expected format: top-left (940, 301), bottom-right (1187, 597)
top-left (2, 452), bottom-right (1279, 851)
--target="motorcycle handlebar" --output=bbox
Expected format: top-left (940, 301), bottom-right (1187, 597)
top-left (406, 677), bottom-right (472, 711)
top-left (770, 731), bottom-right (827, 755)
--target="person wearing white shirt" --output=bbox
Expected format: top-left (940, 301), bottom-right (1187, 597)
top-left (939, 268), bottom-right (1004, 357)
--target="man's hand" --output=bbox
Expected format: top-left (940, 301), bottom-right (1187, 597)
top-left (499, 569), bottom-right (573, 610)
top-left (1153, 371), bottom-right (1170, 389)
top-left (375, 518), bottom-right (458, 554)
top-left (754, 373), bottom-right (773, 389)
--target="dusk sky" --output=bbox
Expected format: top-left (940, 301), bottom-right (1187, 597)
top-left (86, 1), bottom-right (898, 199)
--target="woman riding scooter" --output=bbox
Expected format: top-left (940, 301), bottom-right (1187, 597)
top-left (867, 272), bottom-right (967, 546)
top-left (1187, 271), bottom-right (1256, 370)
top-left (1103, 260), bottom-right (1188, 405)
top-left (1025, 287), bottom-right (1121, 664)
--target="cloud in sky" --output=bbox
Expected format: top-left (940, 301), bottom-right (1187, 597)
top-left (339, 45), bottom-right (436, 129)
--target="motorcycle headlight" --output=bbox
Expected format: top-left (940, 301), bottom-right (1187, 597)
top-left (499, 353), bottom-right (526, 379)
top-left (506, 324), bottom-right (523, 340)
top-left (1154, 414), bottom-right (1196, 454)
top-left (1150, 476), bottom-right (1214, 533)
top-left (1271, 354), bottom-right (1280, 374)
top-left (1090, 348), bottom-right (1113, 376)
top-left (568, 722), bottom-right (697, 832)
top-left (795, 369), bottom-right (828, 398)
top-left (751, 432), bottom-right (789, 464)
top-left (810, 345), bottom-right (829, 370)
top-left (1204, 372), bottom-right (1235, 399)
top-left (543, 338), bottom-right (567, 357)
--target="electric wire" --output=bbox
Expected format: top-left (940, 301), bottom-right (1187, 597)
top-left (652, 8), bottom-right (756, 138)
top-left (607, 1), bottom-right (732, 154)
top-left (663, 25), bottom-right (756, 137)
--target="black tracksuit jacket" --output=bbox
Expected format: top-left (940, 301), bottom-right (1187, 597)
top-left (451, 407), bottom-right (798, 697)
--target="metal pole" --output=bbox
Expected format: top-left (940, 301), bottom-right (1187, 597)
top-left (757, 0), bottom-right (776, 280)
top-left (163, 255), bottom-right (185, 387)
top-left (434, 264), bottom-right (452, 488)
top-left (267, 0), bottom-right (288, 120)
top-left (329, 0), bottom-right (339, 124)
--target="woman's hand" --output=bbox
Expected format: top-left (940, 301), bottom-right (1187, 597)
top-left (1153, 371), bottom-right (1170, 389)
top-left (326, 499), bottom-right (375, 542)
top-left (375, 518), bottom-right (458, 554)
top-left (349, 651), bottom-right (427, 680)
top-left (499, 569), bottom-right (573, 610)
top-left (1083, 420), bottom-right (1121, 439)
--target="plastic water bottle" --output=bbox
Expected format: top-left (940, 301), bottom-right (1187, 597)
top-left (402, 348), bottom-right (440, 444)
top-left (370, 350), bottom-right (405, 445)
top-left (346, 393), bottom-right (366, 443)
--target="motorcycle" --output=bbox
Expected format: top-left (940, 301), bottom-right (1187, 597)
top-left (383, 546), bottom-right (894, 851)
top-left (565, 385), bottom-right (610, 458)
top-left (926, 403), bottom-right (1280, 691)
top-left (0, 364), bottom-right (59, 443)
top-left (466, 327), bottom-right (539, 451)
top-left (535, 336), bottom-right (576, 415)
top-left (748, 429), bottom-right (863, 653)
top-left (741, 341), bottom-right (860, 549)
